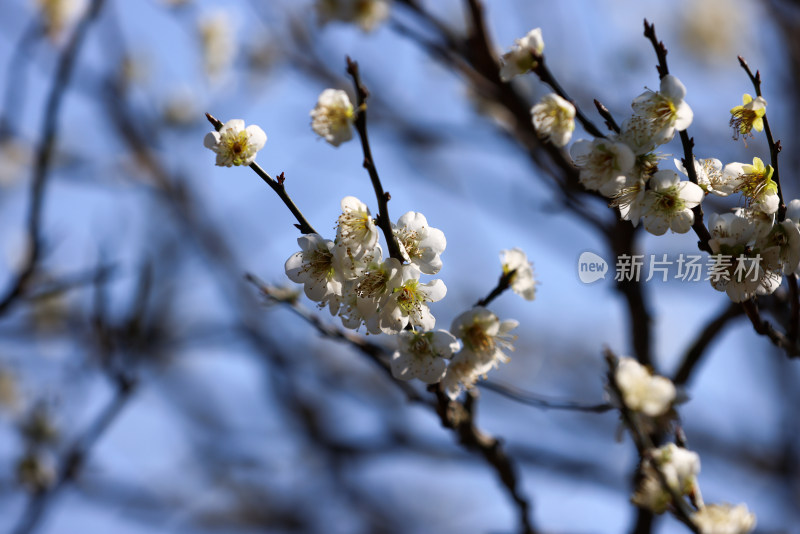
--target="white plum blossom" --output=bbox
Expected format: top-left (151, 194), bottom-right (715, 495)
top-left (614, 357), bottom-right (675, 417)
top-left (499, 28), bottom-right (544, 81)
top-left (346, 256), bottom-right (402, 333)
top-left (285, 234), bottom-right (342, 303)
top-left (625, 74), bottom-right (693, 149)
top-left (675, 157), bottom-right (729, 197)
top-left (633, 443), bottom-right (701, 514)
top-left (609, 176), bottom-right (647, 226)
top-left (721, 157), bottom-right (779, 214)
top-left (379, 266), bottom-right (446, 334)
top-left (316, 0), bottom-right (390, 32)
top-left (204, 119), bottom-right (267, 167)
top-left (760, 220), bottom-right (800, 275)
top-left (336, 196), bottom-right (380, 260)
top-left (530, 93), bottom-right (575, 147)
top-left (451, 307), bottom-right (517, 371)
top-left (707, 212), bottom-right (782, 302)
top-left (442, 307), bottom-right (518, 400)
top-left (500, 248), bottom-right (536, 301)
top-left (391, 329), bottom-right (459, 384)
top-left (641, 170), bottom-right (704, 236)
top-left (692, 503), bottom-right (756, 534)
top-left (392, 212), bottom-right (446, 275)
top-left (198, 11), bottom-right (236, 79)
top-left (311, 89), bottom-right (355, 146)
top-left (570, 138), bottom-right (635, 197)
top-left (441, 351), bottom-right (485, 400)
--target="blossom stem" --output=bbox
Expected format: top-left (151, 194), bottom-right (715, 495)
top-left (345, 58), bottom-right (405, 262)
top-left (593, 99), bottom-right (621, 134)
top-left (204, 113), bottom-right (318, 235)
top-left (475, 269), bottom-right (515, 307)
top-left (737, 56), bottom-right (785, 220)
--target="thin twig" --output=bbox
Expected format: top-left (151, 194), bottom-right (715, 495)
top-left (594, 99), bottom-right (621, 134)
top-left (673, 302), bottom-right (743, 386)
top-left (741, 300), bottom-right (798, 357)
top-left (345, 57), bottom-right (404, 261)
top-left (481, 381), bottom-right (612, 413)
top-left (475, 269), bottom-right (515, 307)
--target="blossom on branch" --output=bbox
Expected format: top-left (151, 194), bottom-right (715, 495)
top-left (336, 196), bottom-right (380, 261)
top-left (530, 93), bottom-right (575, 147)
top-left (443, 307), bottom-right (517, 399)
top-left (378, 266), bottom-right (446, 334)
top-left (613, 357), bottom-right (675, 417)
top-left (640, 170), bottom-right (703, 235)
top-left (632, 443), bottom-right (701, 514)
top-left (391, 329), bottom-right (459, 384)
top-left (392, 212), bottom-right (446, 275)
top-left (500, 248), bottom-right (536, 301)
top-left (285, 234), bottom-right (343, 303)
top-left (721, 157), bottom-right (778, 215)
top-left (730, 93), bottom-right (766, 140)
top-left (499, 28), bottom-right (544, 81)
top-left (622, 75), bottom-right (693, 151)
top-left (311, 89), bottom-right (355, 146)
top-left (570, 138), bottom-right (635, 197)
top-left (675, 157), bottom-right (729, 197)
top-left (203, 119), bottom-right (267, 167)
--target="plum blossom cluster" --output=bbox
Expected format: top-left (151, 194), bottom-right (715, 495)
top-left (500, 26), bottom-right (799, 304)
top-left (609, 357), bottom-right (756, 533)
top-left (280, 193), bottom-right (534, 396)
top-left (204, 103), bottom-right (538, 398)
top-left (315, 0), bottom-right (390, 32)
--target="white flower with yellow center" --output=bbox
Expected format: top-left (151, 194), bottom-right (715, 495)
top-left (316, 0), bottom-right (390, 32)
top-left (692, 503), bottom-right (756, 534)
top-left (335, 196), bottom-right (380, 260)
top-left (451, 307), bottom-right (517, 370)
top-left (722, 157), bottom-right (779, 215)
top-left (500, 248), bottom-right (536, 301)
top-left (285, 234), bottom-right (343, 303)
top-left (530, 93), bottom-right (575, 147)
top-left (391, 329), bottom-right (459, 384)
top-left (760, 220), bottom-right (800, 275)
top-left (641, 170), bottom-right (703, 236)
top-left (628, 74), bottom-right (693, 146)
top-left (204, 119), bottom-right (267, 167)
top-left (675, 157), bottom-right (729, 197)
top-left (378, 266), bottom-right (446, 334)
top-left (571, 138), bottom-right (635, 197)
top-left (614, 357), bottom-right (675, 417)
top-left (499, 28), bottom-right (544, 81)
top-left (393, 212), bottom-right (446, 275)
top-left (441, 352), bottom-right (484, 400)
top-left (610, 176), bottom-right (647, 226)
top-left (311, 89), bottom-right (355, 147)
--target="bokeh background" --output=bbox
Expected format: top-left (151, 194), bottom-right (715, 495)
top-left (1, 0), bottom-right (799, 533)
